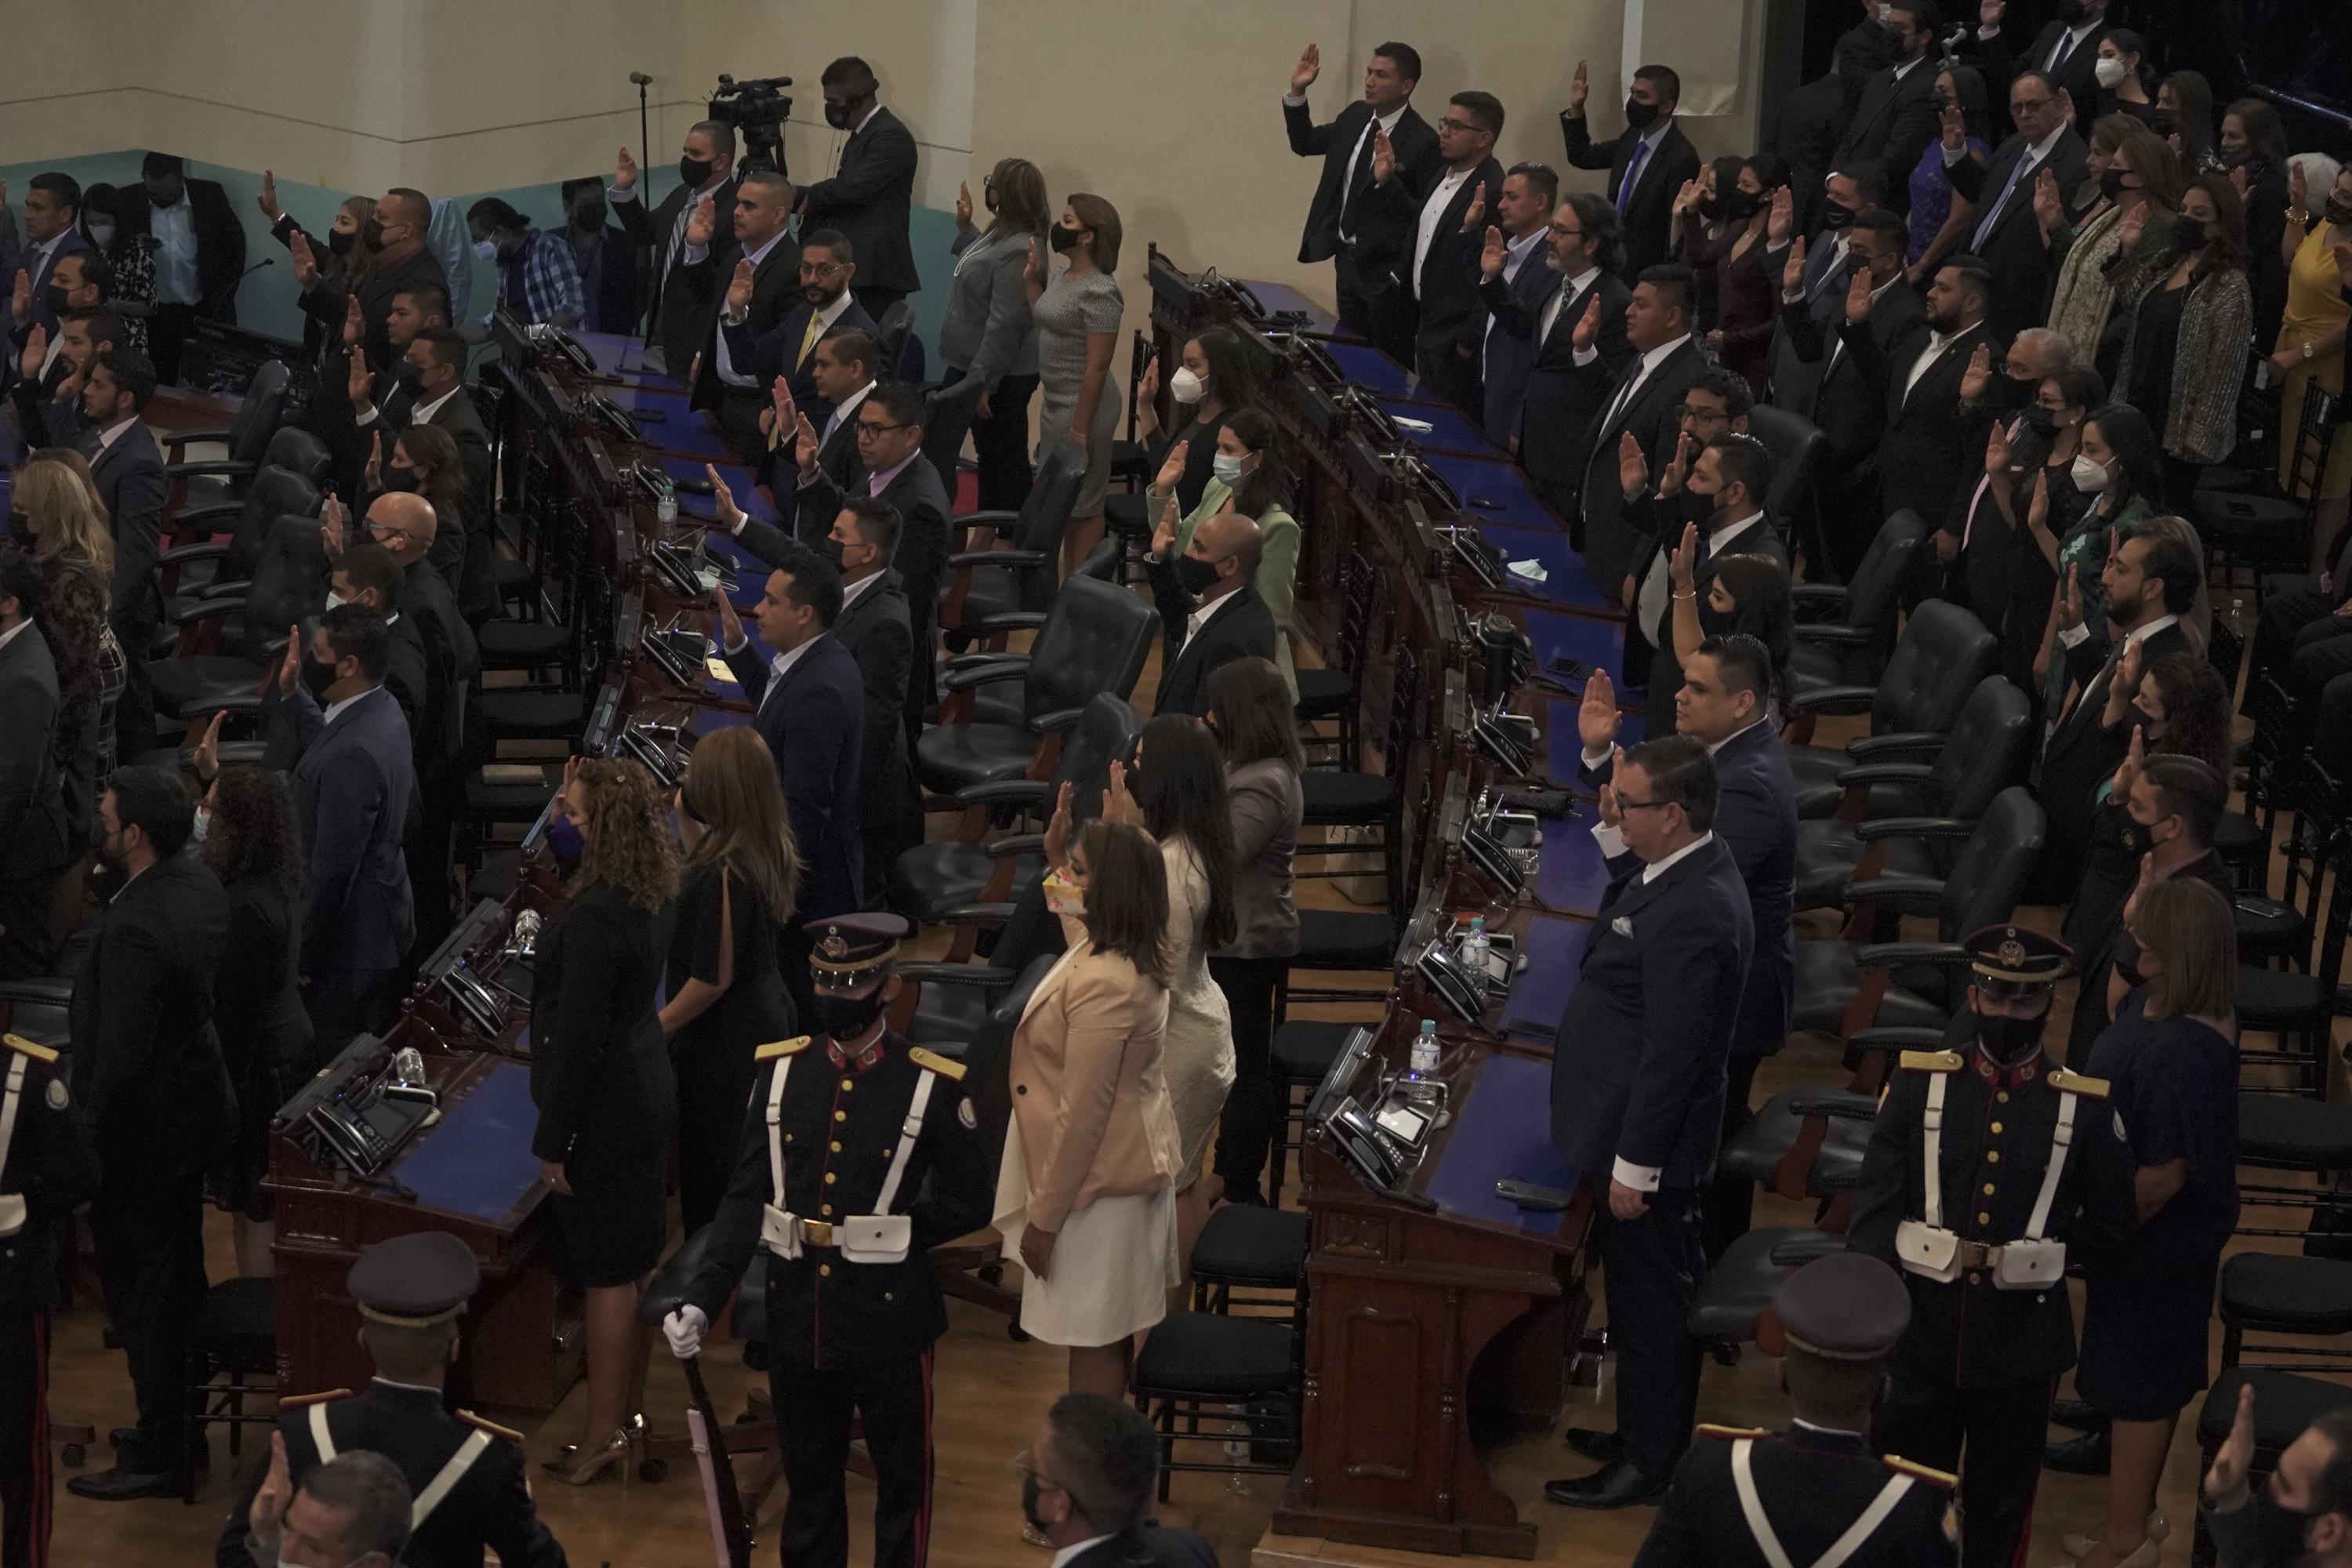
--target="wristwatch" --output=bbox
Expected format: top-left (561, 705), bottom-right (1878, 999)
top-left (2289, 207), bottom-right (2313, 227)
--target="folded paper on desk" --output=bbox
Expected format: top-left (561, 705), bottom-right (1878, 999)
top-left (1508, 558), bottom-right (1548, 583)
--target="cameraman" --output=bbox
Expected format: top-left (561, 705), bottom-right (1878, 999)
top-left (800, 57), bottom-right (919, 317)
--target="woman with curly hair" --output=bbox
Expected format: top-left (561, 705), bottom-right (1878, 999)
top-left (532, 755), bottom-right (677, 1483)
top-left (192, 758), bottom-right (312, 1276)
top-left (13, 450), bottom-right (126, 840)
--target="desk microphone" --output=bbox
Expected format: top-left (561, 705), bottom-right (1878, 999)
top-left (241, 258), bottom-right (276, 278)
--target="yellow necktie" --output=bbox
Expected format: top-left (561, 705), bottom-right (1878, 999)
top-left (797, 310), bottom-right (822, 367)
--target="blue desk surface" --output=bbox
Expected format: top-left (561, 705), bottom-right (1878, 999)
top-left (389, 1060), bottom-right (545, 1229)
top-left (1323, 340), bottom-right (1418, 400)
top-left (1525, 609), bottom-right (1629, 700)
top-left (1381, 396), bottom-right (1491, 458)
top-left (1541, 695), bottom-right (1648, 789)
top-left (1232, 278), bottom-right (1361, 341)
top-left (1479, 523), bottom-right (1611, 615)
top-left (1420, 1052), bottom-right (1579, 1236)
top-left (661, 456), bottom-right (779, 527)
top-left (604, 387), bottom-right (739, 461)
top-left (1532, 809), bottom-right (1610, 915)
top-left (1501, 917), bottom-right (1589, 1042)
top-left (572, 329), bottom-right (683, 387)
top-left (1422, 450), bottom-right (1559, 532)
top-left (702, 528), bottom-right (774, 611)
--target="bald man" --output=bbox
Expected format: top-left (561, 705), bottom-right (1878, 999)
top-left (1148, 510), bottom-right (1277, 717)
top-left (260, 179), bottom-right (450, 372)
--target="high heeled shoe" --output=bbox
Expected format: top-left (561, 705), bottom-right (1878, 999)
top-left (2057, 1509), bottom-right (2169, 1561)
top-left (543, 1428), bottom-right (632, 1486)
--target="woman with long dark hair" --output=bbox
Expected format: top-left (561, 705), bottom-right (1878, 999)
top-left (659, 726), bottom-right (803, 1240)
top-left (77, 184), bottom-right (154, 356)
top-left (2107, 172), bottom-right (2254, 505)
top-left (194, 761), bottom-right (313, 1277)
top-left (2221, 97), bottom-right (2292, 346)
top-left (532, 756), bottom-right (677, 1484)
top-left (2032, 404), bottom-right (2167, 711)
top-left (1976, 363), bottom-right (2107, 690)
top-left (1106, 714), bottom-right (1237, 1283)
top-left (2094, 30), bottom-right (2155, 111)
top-left (1912, 64), bottom-right (1991, 278)
top-left (371, 421), bottom-right (471, 589)
top-left (943, 156), bottom-right (1048, 510)
top-left (1676, 154), bottom-right (1781, 394)
top-left (1135, 325), bottom-right (1265, 517)
top-left (1145, 405), bottom-right (1303, 690)
top-left (1027, 192), bottom-right (1125, 574)
top-left (1668, 547), bottom-right (1795, 719)
top-left (2157, 71), bottom-right (2222, 175)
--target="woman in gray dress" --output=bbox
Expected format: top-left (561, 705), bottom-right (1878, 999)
top-left (942, 157), bottom-right (1047, 512)
top-left (1025, 192), bottom-right (1125, 574)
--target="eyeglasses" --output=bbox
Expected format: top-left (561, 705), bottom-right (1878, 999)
top-left (1612, 795), bottom-right (1676, 812)
top-left (1671, 404), bottom-right (1730, 423)
top-left (855, 419), bottom-right (907, 437)
top-left (1548, 225), bottom-right (1587, 241)
top-left (1437, 118), bottom-right (1483, 135)
top-left (800, 260), bottom-right (848, 278)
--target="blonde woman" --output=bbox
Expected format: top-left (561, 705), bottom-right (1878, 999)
top-left (13, 450), bottom-right (125, 835)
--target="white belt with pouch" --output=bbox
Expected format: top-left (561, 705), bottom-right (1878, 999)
top-left (0, 1056), bottom-right (29, 1240)
top-left (1895, 1071), bottom-right (2076, 1290)
top-left (309, 1403), bottom-right (490, 1529)
top-left (759, 1051), bottom-right (937, 1267)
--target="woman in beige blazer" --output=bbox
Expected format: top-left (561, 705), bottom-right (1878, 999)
top-left (993, 817), bottom-right (1182, 1399)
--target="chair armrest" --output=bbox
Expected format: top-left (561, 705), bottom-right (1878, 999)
top-left (895, 963), bottom-right (1019, 990)
top-left (197, 578), bottom-right (256, 601)
top-left (1787, 1091), bottom-right (1882, 1121)
top-left (947, 546), bottom-right (1050, 570)
top-left (950, 507), bottom-right (1023, 529)
top-left (1845, 731), bottom-right (1948, 760)
top-left (942, 659), bottom-right (1030, 693)
top-left (1790, 583), bottom-right (1849, 611)
top-left (1833, 762), bottom-right (1936, 789)
top-left (1853, 941), bottom-right (1972, 969)
top-left (162, 459), bottom-right (256, 483)
top-left (955, 781), bottom-right (1052, 809)
top-left (1849, 1025), bottom-right (1951, 1054)
top-left (169, 500), bottom-right (247, 531)
top-left (1839, 875), bottom-right (1947, 909)
top-left (157, 540), bottom-right (231, 569)
top-left (974, 612), bottom-right (1050, 635)
top-left (1793, 622), bottom-right (1878, 646)
top-left (1028, 707), bottom-right (1084, 735)
top-left (1768, 1233), bottom-right (1848, 1266)
top-left (180, 693), bottom-right (266, 719)
top-left (162, 426), bottom-right (235, 455)
top-left (1852, 815), bottom-right (1973, 843)
top-left (931, 902), bottom-right (1018, 926)
top-left (0, 978), bottom-right (74, 1007)
top-left (984, 833), bottom-right (1046, 858)
top-left (169, 595), bottom-right (249, 629)
top-left (1788, 684), bottom-right (1878, 716)
top-left (946, 651), bottom-right (1026, 673)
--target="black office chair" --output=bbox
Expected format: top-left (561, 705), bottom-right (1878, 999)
top-left (1746, 405), bottom-right (1826, 554)
top-left (1792, 675), bottom-right (2034, 910)
top-left (1791, 786), bottom-right (2046, 1040)
top-left (938, 445), bottom-right (1083, 649)
top-left (2197, 382), bottom-right (2335, 593)
top-left (158, 360), bottom-right (293, 522)
top-left (157, 430), bottom-right (330, 609)
top-left (1786, 510), bottom-right (1929, 699)
top-left (1294, 550), bottom-right (1374, 768)
top-left (896, 883), bottom-right (1066, 1054)
top-left (151, 513), bottom-right (333, 726)
top-left (1294, 644), bottom-right (1421, 915)
top-left (1782, 599), bottom-right (1998, 819)
top-left (874, 300), bottom-right (916, 382)
top-left (917, 575), bottom-right (1157, 797)
top-left (920, 377), bottom-right (988, 496)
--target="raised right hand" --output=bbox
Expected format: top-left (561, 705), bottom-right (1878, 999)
top-left (955, 180), bottom-right (973, 227)
top-left (342, 295), bottom-right (364, 347)
top-left (194, 710), bottom-right (225, 782)
top-left (726, 257), bottom-right (755, 314)
top-left (1617, 430), bottom-right (1650, 499)
top-left (1597, 746), bottom-right (1626, 826)
top-left (2032, 168), bottom-right (2064, 236)
top-left (2115, 199), bottom-right (2151, 250)
top-left (1044, 781), bottom-right (1076, 869)
top-left (1980, 0), bottom-right (2005, 27)
top-left (289, 228), bottom-right (318, 288)
top-left (1151, 492), bottom-right (1181, 558)
top-left (713, 583), bottom-right (744, 646)
top-left (9, 268), bottom-right (29, 326)
top-left (2203, 1383), bottom-right (2256, 1507)
top-left (347, 346), bottom-right (372, 405)
top-left (615, 146), bottom-right (640, 192)
top-left (1370, 127), bottom-right (1396, 186)
top-left (16, 321), bottom-right (44, 381)
top-left (705, 462), bottom-right (745, 530)
top-left (1154, 438), bottom-right (1190, 494)
top-left (662, 1305), bottom-right (707, 1360)
top-left (1577, 668), bottom-right (1621, 754)
top-left (278, 623), bottom-right (303, 696)
top-left (321, 495), bottom-right (347, 557)
top-left (686, 192), bottom-right (717, 248)
top-left (793, 411), bottom-right (822, 475)
top-left (1844, 261), bottom-right (1874, 324)
top-left (1479, 223), bottom-right (1508, 281)
top-left (1940, 99), bottom-right (1967, 151)
top-left (1767, 186), bottom-right (1795, 247)
top-left (1290, 42), bottom-right (1321, 96)
top-left (1984, 418), bottom-right (2011, 478)
top-left (1670, 522), bottom-right (1699, 593)
top-left (2289, 159), bottom-right (2308, 213)
top-left (1781, 234), bottom-right (1807, 295)
top-left (1960, 342), bottom-right (1993, 404)
top-left (251, 1431), bottom-right (295, 1545)
top-left (2031, 470), bottom-right (2053, 535)
top-left (256, 169), bottom-right (282, 222)
top-left (362, 431), bottom-right (382, 490)
top-left (1569, 59), bottom-right (1590, 112)
top-left (1571, 293), bottom-right (1602, 351)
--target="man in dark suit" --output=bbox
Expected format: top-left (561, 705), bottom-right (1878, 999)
top-left (262, 183), bottom-right (446, 373)
top-left (327, 544), bottom-right (431, 753)
top-left (319, 280), bottom-right (448, 500)
top-left (382, 325), bottom-right (493, 532)
top-left (1829, 2), bottom-right (1944, 215)
top-left (1562, 60), bottom-right (1704, 278)
top-left (1468, 162), bottom-right (1561, 445)
top-left (1775, 207), bottom-right (1927, 575)
top-left (1842, 256), bottom-right (1993, 532)
top-left (272, 604), bottom-right (417, 1051)
top-left (1022, 1393), bottom-right (1221, 1568)
top-left (1281, 38), bottom-right (1444, 361)
top-left (1958, 0), bottom-right (2111, 132)
top-left (1545, 734), bottom-right (1753, 1509)
top-left (1403, 92), bottom-right (1506, 415)
top-left (1487, 193), bottom-right (1632, 518)
top-left (822, 497), bottom-right (924, 902)
top-left (1769, 49), bottom-right (1867, 237)
top-left (0, 553), bottom-right (74, 980)
top-left (1945, 71), bottom-right (2086, 341)
top-left (683, 170), bottom-right (801, 463)
top-left (1942, 330), bottom-right (2082, 618)
top-left (9, 247), bottom-right (107, 426)
top-left (135, 153), bottom-right (246, 384)
top-left (1147, 513), bottom-right (1279, 718)
top-left (608, 123), bottom-right (739, 373)
top-left (717, 543), bottom-right (866, 935)
top-left (78, 347), bottom-right (169, 764)
top-left (2031, 529), bottom-right (2198, 900)
top-left (1759, 167), bottom-right (1887, 416)
top-left (719, 228), bottom-right (879, 421)
top-left (1614, 433), bottom-right (1788, 697)
top-left (559, 176), bottom-right (641, 336)
top-left (12, 174), bottom-right (88, 342)
top-left (1574, 264), bottom-right (1706, 595)
top-left (64, 765), bottom-right (233, 1500)
top-left (802, 57), bottom-right (922, 318)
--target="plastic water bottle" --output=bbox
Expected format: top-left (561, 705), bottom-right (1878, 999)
top-left (2227, 597), bottom-right (2248, 641)
top-left (1402, 1018), bottom-right (1444, 1105)
top-left (656, 491), bottom-right (679, 528)
top-left (1463, 916), bottom-right (1492, 991)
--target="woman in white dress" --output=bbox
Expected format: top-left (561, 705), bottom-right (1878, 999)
top-left (1104, 716), bottom-right (1238, 1297)
top-left (993, 816), bottom-right (1182, 1400)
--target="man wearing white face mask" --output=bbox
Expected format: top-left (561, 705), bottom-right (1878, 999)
top-left (463, 198), bottom-right (582, 328)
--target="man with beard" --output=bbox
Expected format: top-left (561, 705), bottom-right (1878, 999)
top-left (1848, 926), bottom-right (2137, 1568)
top-left (720, 228), bottom-right (878, 421)
top-left (1014, 1394), bottom-right (1218, 1567)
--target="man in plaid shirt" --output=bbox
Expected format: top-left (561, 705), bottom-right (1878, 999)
top-left (464, 197), bottom-right (583, 328)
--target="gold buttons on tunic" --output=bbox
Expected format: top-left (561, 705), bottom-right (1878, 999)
top-left (819, 1265), bottom-right (832, 1276)
top-left (830, 1141), bottom-right (842, 1153)
top-left (840, 1079), bottom-right (854, 1092)
top-left (825, 1172), bottom-right (837, 1185)
top-left (835, 1110), bottom-right (847, 1122)
top-left (1990, 1122), bottom-right (2003, 1134)
top-left (1983, 1182), bottom-right (1995, 1196)
top-left (1986, 1151), bottom-right (2000, 1163)
top-left (1996, 1091), bottom-right (2010, 1104)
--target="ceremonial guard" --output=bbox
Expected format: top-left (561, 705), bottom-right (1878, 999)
top-left (216, 1232), bottom-right (568, 1568)
top-left (0, 1033), bottom-right (100, 1568)
top-left (1632, 1252), bottom-right (1959, 1567)
top-left (664, 913), bottom-right (990, 1568)
top-left (1849, 927), bottom-right (2137, 1568)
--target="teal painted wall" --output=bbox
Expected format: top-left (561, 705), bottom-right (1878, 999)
top-left (2, 153), bottom-right (960, 368)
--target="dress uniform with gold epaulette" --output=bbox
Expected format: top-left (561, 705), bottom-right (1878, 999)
top-left (0, 1033), bottom-right (100, 1568)
top-left (1847, 927), bottom-right (2138, 1568)
top-left (681, 915), bottom-right (991, 1568)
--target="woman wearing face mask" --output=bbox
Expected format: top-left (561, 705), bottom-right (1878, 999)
top-left (657, 727), bottom-right (802, 1242)
top-left (1667, 548), bottom-right (1795, 720)
top-left (1909, 65), bottom-right (1991, 278)
top-left (2274, 157), bottom-right (2352, 568)
top-left (1669, 157), bottom-right (1744, 336)
top-left (1131, 326), bottom-right (1263, 521)
top-left (190, 760), bottom-right (312, 1278)
top-left (2220, 99), bottom-right (2293, 347)
top-left (1025, 193), bottom-right (1126, 576)
top-left (2031, 404), bottom-right (2165, 708)
top-left (1975, 364), bottom-right (2104, 690)
top-left (365, 423), bottom-right (470, 589)
top-left (278, 194), bottom-right (376, 368)
top-left (2106, 172), bottom-right (2255, 507)
top-left (11, 452), bottom-right (125, 845)
top-left (2156, 71), bottom-right (2223, 176)
top-left (2092, 30), bottom-right (2154, 111)
top-left (2065, 877), bottom-right (2240, 1568)
top-left (2047, 129), bottom-right (2180, 373)
top-left (76, 183), bottom-right (154, 356)
top-left (942, 157), bottom-right (1048, 512)
top-left (1675, 154), bottom-right (1781, 395)
top-left (1000, 815), bottom-right (1181, 1411)
top-left (531, 755), bottom-right (678, 1484)
top-left (1144, 408), bottom-right (1303, 692)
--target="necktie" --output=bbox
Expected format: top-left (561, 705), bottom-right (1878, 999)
top-left (1339, 119), bottom-right (1378, 237)
top-left (1972, 151), bottom-right (2034, 250)
top-left (797, 307), bottom-right (823, 368)
top-left (1617, 139), bottom-right (1650, 217)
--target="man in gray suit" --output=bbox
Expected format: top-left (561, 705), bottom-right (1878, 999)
top-left (0, 549), bottom-right (72, 978)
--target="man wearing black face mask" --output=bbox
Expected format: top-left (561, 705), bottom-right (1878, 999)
top-left (662, 912), bottom-right (989, 1568)
top-left (1831, 1), bottom-right (1944, 216)
top-left (800, 56), bottom-right (920, 318)
top-left (1762, 165), bottom-right (1891, 417)
top-left (559, 176), bottom-right (638, 336)
top-left (1563, 60), bottom-right (1701, 278)
top-left (1616, 432), bottom-right (1787, 696)
top-left (262, 184), bottom-right (446, 374)
top-left (2202, 1390), bottom-right (2352, 1568)
top-left (1147, 511), bottom-right (1278, 718)
top-left (608, 123), bottom-right (738, 372)
top-left (1849, 924), bottom-right (2137, 1568)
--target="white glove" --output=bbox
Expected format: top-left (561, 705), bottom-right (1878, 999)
top-left (662, 1305), bottom-right (708, 1360)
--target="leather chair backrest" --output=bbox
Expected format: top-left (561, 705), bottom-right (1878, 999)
top-left (1021, 574), bottom-right (1157, 724)
top-left (875, 299), bottom-right (916, 380)
top-left (227, 465), bottom-right (323, 580)
top-left (228, 361), bottom-right (292, 465)
top-left (260, 424), bottom-right (333, 488)
top-left (1844, 510), bottom-right (1927, 633)
top-left (1869, 599), bottom-right (1995, 735)
top-left (991, 874), bottom-right (1068, 981)
top-left (921, 377), bottom-right (987, 495)
top-left (1016, 444), bottom-right (1084, 558)
top-left (1927, 677), bottom-right (2034, 818)
top-left (1747, 405), bottom-right (1824, 528)
top-left (958, 951), bottom-right (1063, 1181)
top-left (245, 514), bottom-right (332, 632)
top-left (1074, 535), bottom-right (1121, 582)
top-left (1938, 786), bottom-right (2046, 942)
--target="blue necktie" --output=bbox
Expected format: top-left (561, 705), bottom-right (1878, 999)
top-left (1617, 140), bottom-right (1650, 217)
top-left (1973, 153), bottom-right (2033, 250)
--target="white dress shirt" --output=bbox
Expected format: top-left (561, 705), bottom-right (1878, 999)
top-left (1635, 510), bottom-right (1766, 644)
top-left (1538, 263), bottom-right (1602, 347)
top-left (1180, 583), bottom-right (1243, 657)
top-left (1283, 95), bottom-right (1410, 245)
top-left (698, 229), bottom-right (792, 388)
top-left (93, 413), bottom-right (141, 454)
top-left (1048, 1537), bottom-right (1116, 1568)
top-left (1900, 327), bottom-right (1969, 402)
top-left (321, 682), bottom-right (383, 728)
top-left (841, 571), bottom-right (886, 610)
top-left (2045, 17), bottom-right (2102, 72)
top-left (1411, 165), bottom-right (1477, 299)
top-left (149, 196), bottom-right (201, 304)
top-left (723, 630), bottom-right (820, 713)
top-left (356, 380), bottom-right (462, 431)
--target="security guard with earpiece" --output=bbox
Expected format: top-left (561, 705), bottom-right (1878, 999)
top-left (0, 1033), bottom-right (100, 1568)
top-left (663, 913), bottom-right (990, 1568)
top-left (1849, 926), bottom-right (2138, 1568)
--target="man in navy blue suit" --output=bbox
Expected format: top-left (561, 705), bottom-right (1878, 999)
top-left (1546, 733), bottom-right (1753, 1511)
top-left (1579, 637), bottom-right (1798, 1264)
top-left (273, 603), bottom-right (418, 1052)
top-left (717, 227), bottom-right (879, 418)
top-left (1466, 162), bottom-right (1559, 446)
top-left (716, 542), bottom-right (866, 1011)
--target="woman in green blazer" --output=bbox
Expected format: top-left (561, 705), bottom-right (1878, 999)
top-left (1145, 408), bottom-right (1304, 695)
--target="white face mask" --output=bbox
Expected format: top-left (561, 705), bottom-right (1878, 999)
top-left (2071, 452), bottom-right (2112, 493)
top-left (191, 806), bottom-right (211, 844)
top-left (471, 238), bottom-right (499, 262)
top-left (2093, 56), bottom-right (2127, 89)
top-left (86, 220), bottom-right (117, 249)
top-left (1168, 365), bottom-right (1205, 405)
top-left (323, 590), bottom-right (348, 612)
top-left (1211, 452), bottom-right (1246, 486)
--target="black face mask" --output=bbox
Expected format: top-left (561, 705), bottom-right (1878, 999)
top-left (2217, 143), bottom-right (2252, 171)
top-left (2099, 169), bottom-right (2128, 204)
top-left (2241, 1492), bottom-right (2321, 1565)
top-left (1623, 97), bottom-right (1661, 131)
top-left (5, 510), bottom-right (33, 547)
top-left (2020, 405), bottom-right (2058, 437)
top-left (1174, 553), bottom-right (1224, 597)
top-left (1049, 223), bottom-right (1083, 254)
top-left (147, 183), bottom-right (183, 209)
top-left (811, 532), bottom-right (845, 568)
top-left (1697, 597), bottom-right (1740, 636)
top-left (811, 989), bottom-right (887, 1041)
top-left (1720, 188), bottom-right (1761, 221)
top-left (1974, 1008), bottom-right (2049, 1064)
top-left (394, 360), bottom-right (426, 394)
top-left (678, 154), bottom-right (714, 188)
top-left (570, 199), bottom-right (608, 231)
top-left (824, 101), bottom-right (856, 130)
top-left (304, 654), bottom-right (344, 702)
top-left (45, 283), bottom-right (71, 315)
top-left (362, 217), bottom-right (388, 251)
top-left (2327, 199), bottom-right (2352, 228)
top-left (1820, 202), bottom-right (1857, 232)
top-left (327, 227), bottom-right (358, 256)
top-left (1697, 196), bottom-right (1724, 222)
top-left (2172, 216), bottom-right (2209, 252)
top-left (380, 465), bottom-right (420, 494)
